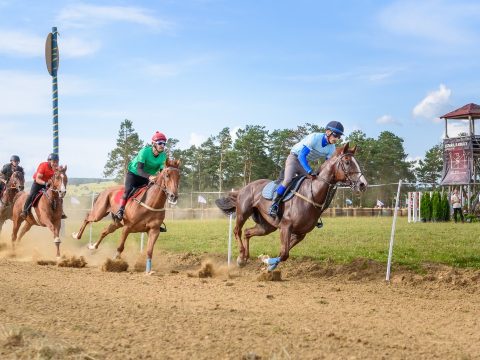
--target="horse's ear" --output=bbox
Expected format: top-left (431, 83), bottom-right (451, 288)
top-left (63, 164), bottom-right (67, 172)
top-left (342, 142), bottom-right (350, 154)
top-left (350, 145), bottom-right (357, 154)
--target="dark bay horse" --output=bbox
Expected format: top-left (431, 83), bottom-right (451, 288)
top-left (0, 170), bottom-right (25, 234)
top-left (216, 143), bottom-right (368, 271)
top-left (11, 166), bottom-right (68, 258)
top-left (72, 159), bottom-right (180, 274)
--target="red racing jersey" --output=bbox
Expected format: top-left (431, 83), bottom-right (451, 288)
top-left (33, 162), bottom-right (55, 183)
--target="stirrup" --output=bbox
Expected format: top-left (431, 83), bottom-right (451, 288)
top-left (61, 213), bottom-right (68, 219)
top-left (160, 223), bottom-right (167, 232)
top-left (115, 209), bottom-right (124, 221)
top-left (269, 203), bottom-right (279, 218)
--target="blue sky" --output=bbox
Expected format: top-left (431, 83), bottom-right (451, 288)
top-left (0, 0), bottom-right (479, 178)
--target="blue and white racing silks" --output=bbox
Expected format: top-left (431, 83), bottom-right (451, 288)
top-left (291, 133), bottom-right (336, 162)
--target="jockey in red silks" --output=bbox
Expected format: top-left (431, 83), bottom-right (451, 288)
top-left (21, 153), bottom-right (64, 218)
top-left (269, 121), bottom-right (344, 218)
top-left (115, 131), bottom-right (168, 221)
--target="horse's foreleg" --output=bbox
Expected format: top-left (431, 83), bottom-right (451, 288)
top-left (244, 223), bottom-right (276, 260)
top-left (17, 221), bottom-right (33, 242)
top-left (72, 218), bottom-right (90, 240)
top-left (263, 225), bottom-right (292, 272)
top-left (90, 222), bottom-right (122, 250)
top-left (44, 219), bottom-right (61, 258)
top-left (11, 216), bottom-right (23, 250)
top-left (288, 233), bottom-right (306, 251)
top-left (145, 228), bottom-right (160, 274)
top-left (114, 227), bottom-right (131, 259)
top-left (278, 226), bottom-right (292, 262)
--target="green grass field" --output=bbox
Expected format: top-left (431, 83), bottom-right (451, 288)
top-left (65, 217), bottom-right (480, 269)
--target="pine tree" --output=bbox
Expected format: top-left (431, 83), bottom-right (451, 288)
top-left (103, 119), bottom-right (143, 183)
top-left (431, 191), bottom-right (441, 221)
top-left (420, 192), bottom-right (431, 222)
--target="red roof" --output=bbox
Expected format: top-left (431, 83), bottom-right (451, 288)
top-left (441, 103), bottom-right (480, 119)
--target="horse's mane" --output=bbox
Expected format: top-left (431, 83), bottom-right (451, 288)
top-left (317, 142), bottom-right (357, 172)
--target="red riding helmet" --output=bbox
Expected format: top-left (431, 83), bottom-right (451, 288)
top-left (152, 131), bottom-right (167, 142)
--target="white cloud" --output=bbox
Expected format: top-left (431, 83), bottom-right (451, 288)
top-left (0, 31), bottom-right (44, 57)
top-left (379, 1), bottom-right (480, 45)
top-left (413, 84), bottom-right (451, 120)
top-left (189, 132), bottom-right (206, 147)
top-left (0, 70), bottom-right (50, 116)
top-left (376, 115), bottom-right (400, 125)
top-left (57, 3), bottom-right (171, 30)
top-left (0, 30), bottom-right (101, 58)
top-left (59, 36), bottom-right (101, 58)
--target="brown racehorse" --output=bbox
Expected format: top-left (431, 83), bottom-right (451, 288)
top-left (72, 159), bottom-right (180, 274)
top-left (0, 170), bottom-right (25, 235)
top-left (11, 166), bottom-right (68, 258)
top-left (216, 143), bottom-right (368, 271)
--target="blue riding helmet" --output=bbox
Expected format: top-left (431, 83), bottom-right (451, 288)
top-left (47, 153), bottom-right (59, 161)
top-left (10, 155), bottom-right (20, 162)
top-left (326, 121), bottom-right (344, 136)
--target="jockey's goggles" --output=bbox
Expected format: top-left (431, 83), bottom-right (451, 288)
top-left (155, 141), bottom-right (166, 146)
top-left (331, 132), bottom-right (342, 139)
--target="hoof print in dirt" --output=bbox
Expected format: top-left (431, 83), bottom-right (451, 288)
top-left (102, 258), bottom-right (128, 272)
top-left (257, 270), bottom-right (282, 282)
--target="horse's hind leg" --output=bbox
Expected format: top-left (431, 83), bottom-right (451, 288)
top-left (73, 194), bottom-right (111, 240)
top-left (89, 222), bottom-right (122, 250)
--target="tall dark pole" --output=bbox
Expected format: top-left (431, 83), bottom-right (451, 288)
top-left (45, 27), bottom-right (60, 156)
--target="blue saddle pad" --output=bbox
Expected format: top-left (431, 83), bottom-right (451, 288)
top-left (261, 181), bottom-right (296, 202)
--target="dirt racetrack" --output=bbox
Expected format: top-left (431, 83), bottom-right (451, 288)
top-left (1, 234), bottom-right (480, 359)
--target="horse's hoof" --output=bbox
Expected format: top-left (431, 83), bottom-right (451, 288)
top-left (145, 271), bottom-right (155, 276)
top-left (87, 244), bottom-right (96, 250)
top-left (71, 232), bottom-right (79, 239)
top-left (56, 256), bottom-right (62, 262)
top-left (236, 256), bottom-right (247, 267)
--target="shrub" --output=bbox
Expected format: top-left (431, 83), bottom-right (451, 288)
top-left (420, 192), bottom-right (431, 221)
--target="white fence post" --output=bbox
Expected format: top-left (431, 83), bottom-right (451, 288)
top-left (386, 180), bottom-right (402, 282)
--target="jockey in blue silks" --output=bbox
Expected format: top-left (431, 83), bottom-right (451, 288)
top-left (268, 121), bottom-right (344, 218)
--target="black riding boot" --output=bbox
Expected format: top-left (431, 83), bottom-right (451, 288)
top-left (115, 206), bottom-right (125, 221)
top-left (269, 193), bottom-right (282, 218)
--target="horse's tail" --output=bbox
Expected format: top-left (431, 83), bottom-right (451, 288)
top-left (215, 192), bottom-right (238, 216)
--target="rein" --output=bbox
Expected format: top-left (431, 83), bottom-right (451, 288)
top-left (292, 153), bottom-right (362, 210)
top-left (133, 166), bottom-right (179, 212)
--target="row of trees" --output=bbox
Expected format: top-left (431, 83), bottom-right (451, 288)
top-left (104, 119), bottom-right (444, 207)
top-left (420, 192), bottom-right (450, 222)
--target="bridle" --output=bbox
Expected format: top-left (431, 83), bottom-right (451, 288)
top-left (332, 153), bottom-right (364, 190)
top-left (47, 171), bottom-right (67, 199)
top-left (151, 166), bottom-right (180, 205)
top-left (0, 171), bottom-right (24, 206)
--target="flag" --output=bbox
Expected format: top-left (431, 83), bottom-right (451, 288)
top-left (345, 198), bottom-right (353, 205)
top-left (198, 195), bottom-right (207, 204)
top-left (376, 199), bottom-right (384, 207)
top-left (70, 197), bottom-right (80, 205)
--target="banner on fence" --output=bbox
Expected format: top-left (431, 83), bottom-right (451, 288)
top-left (441, 138), bottom-right (471, 185)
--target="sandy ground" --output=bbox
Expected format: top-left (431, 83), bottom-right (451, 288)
top-left (0, 227), bottom-right (480, 359)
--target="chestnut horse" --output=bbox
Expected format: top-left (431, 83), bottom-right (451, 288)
top-left (0, 170), bottom-right (25, 234)
top-left (72, 159), bottom-right (180, 274)
top-left (11, 166), bottom-right (68, 258)
top-left (216, 143), bottom-right (368, 271)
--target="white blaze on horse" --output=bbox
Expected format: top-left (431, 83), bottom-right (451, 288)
top-left (216, 143), bottom-right (368, 271)
top-left (11, 166), bottom-right (68, 258)
top-left (72, 159), bottom-right (181, 274)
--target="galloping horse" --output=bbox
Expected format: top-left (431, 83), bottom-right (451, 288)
top-left (216, 143), bottom-right (368, 271)
top-left (11, 166), bottom-right (68, 258)
top-left (0, 170), bottom-right (25, 234)
top-left (72, 159), bottom-right (180, 273)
